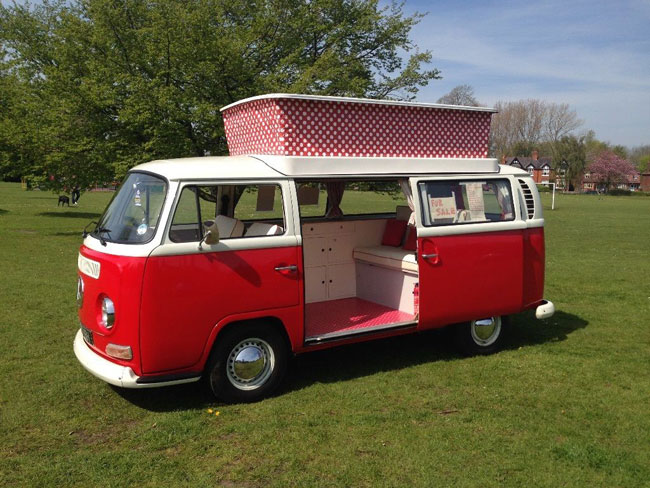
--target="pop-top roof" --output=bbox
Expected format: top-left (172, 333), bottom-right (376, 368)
top-left (221, 93), bottom-right (495, 160)
top-left (221, 93), bottom-right (497, 113)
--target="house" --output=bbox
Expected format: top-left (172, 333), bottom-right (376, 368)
top-left (641, 173), bottom-right (650, 192)
top-left (582, 171), bottom-right (641, 192)
top-left (504, 151), bottom-right (554, 185)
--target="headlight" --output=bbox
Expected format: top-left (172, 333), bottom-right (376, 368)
top-left (77, 277), bottom-right (84, 308)
top-left (101, 297), bottom-right (115, 329)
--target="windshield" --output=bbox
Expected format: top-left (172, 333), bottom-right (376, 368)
top-left (93, 172), bottom-right (167, 244)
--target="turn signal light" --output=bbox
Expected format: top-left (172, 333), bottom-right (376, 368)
top-left (105, 343), bottom-right (133, 360)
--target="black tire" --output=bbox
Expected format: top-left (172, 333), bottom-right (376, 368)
top-left (206, 323), bottom-right (288, 403)
top-left (453, 316), bottom-right (507, 356)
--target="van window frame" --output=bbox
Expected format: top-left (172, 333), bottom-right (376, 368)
top-left (296, 178), bottom-right (408, 221)
top-left (416, 177), bottom-right (516, 228)
top-left (167, 180), bottom-right (289, 244)
top-left (92, 170), bottom-right (169, 245)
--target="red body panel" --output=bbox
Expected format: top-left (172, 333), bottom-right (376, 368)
top-left (522, 227), bottom-right (546, 309)
top-left (417, 230), bottom-right (525, 328)
top-left (139, 246), bottom-right (302, 374)
top-left (78, 227), bottom-right (545, 378)
top-left (77, 245), bottom-right (146, 375)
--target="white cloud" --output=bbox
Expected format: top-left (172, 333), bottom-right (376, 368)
top-left (403, 0), bottom-right (650, 146)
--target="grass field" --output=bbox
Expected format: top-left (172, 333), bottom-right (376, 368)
top-left (0, 182), bottom-right (649, 487)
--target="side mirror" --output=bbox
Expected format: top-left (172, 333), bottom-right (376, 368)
top-left (199, 221), bottom-right (219, 250)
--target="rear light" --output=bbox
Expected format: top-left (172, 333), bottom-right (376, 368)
top-left (105, 343), bottom-right (133, 360)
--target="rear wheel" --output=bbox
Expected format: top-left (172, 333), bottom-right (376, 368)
top-left (454, 316), bottom-right (506, 356)
top-left (206, 323), bottom-right (288, 403)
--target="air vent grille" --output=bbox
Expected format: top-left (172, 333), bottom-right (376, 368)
top-left (518, 179), bottom-right (535, 219)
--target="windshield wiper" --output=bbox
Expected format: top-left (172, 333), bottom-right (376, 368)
top-left (96, 227), bottom-right (111, 246)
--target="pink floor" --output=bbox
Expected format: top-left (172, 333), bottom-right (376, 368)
top-left (305, 297), bottom-right (415, 338)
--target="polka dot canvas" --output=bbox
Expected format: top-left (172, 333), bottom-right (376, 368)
top-left (222, 96), bottom-right (493, 158)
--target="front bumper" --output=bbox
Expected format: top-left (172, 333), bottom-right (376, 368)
top-left (73, 329), bottom-right (200, 389)
top-left (535, 300), bottom-right (555, 319)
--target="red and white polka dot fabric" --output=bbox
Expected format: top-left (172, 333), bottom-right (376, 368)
top-left (222, 97), bottom-right (492, 158)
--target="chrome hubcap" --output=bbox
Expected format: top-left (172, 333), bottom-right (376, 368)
top-left (226, 338), bottom-right (274, 390)
top-left (470, 317), bottom-right (501, 347)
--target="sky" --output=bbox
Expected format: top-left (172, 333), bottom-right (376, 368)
top-left (3, 0), bottom-right (648, 147)
top-left (400, 0), bottom-right (650, 147)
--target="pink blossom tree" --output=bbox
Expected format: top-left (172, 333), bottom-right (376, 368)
top-left (587, 151), bottom-right (638, 191)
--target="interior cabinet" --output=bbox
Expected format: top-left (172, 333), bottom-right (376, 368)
top-left (303, 223), bottom-right (356, 303)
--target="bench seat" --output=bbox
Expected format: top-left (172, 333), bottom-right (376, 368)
top-left (353, 246), bottom-right (418, 274)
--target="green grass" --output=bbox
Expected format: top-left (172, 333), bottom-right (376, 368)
top-left (1, 183), bottom-right (649, 487)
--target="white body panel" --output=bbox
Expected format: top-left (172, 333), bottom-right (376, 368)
top-left (74, 330), bottom-right (200, 388)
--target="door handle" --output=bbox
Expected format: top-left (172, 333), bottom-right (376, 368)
top-left (421, 253), bottom-right (439, 259)
top-left (274, 265), bottom-right (298, 273)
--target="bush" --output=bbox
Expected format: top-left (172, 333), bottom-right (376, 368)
top-left (536, 184), bottom-right (551, 193)
top-left (608, 189), bottom-right (631, 196)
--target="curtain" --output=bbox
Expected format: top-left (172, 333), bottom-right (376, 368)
top-left (325, 182), bottom-right (345, 218)
top-left (399, 179), bottom-right (416, 225)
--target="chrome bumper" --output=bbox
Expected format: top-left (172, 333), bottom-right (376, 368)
top-left (535, 300), bottom-right (555, 319)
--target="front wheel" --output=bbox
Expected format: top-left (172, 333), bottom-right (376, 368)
top-left (206, 323), bottom-right (288, 403)
top-left (453, 316), bottom-right (506, 356)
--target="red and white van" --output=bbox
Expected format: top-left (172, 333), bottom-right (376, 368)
top-left (74, 94), bottom-right (554, 402)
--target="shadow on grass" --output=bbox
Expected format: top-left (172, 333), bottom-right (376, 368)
top-left (38, 211), bottom-right (101, 219)
top-left (52, 231), bottom-right (85, 237)
top-left (112, 382), bottom-right (215, 411)
top-left (115, 310), bottom-right (587, 411)
top-left (0, 209), bottom-right (7, 215)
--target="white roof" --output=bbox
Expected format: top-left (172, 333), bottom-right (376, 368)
top-left (131, 156), bottom-right (284, 181)
top-left (256, 155), bottom-right (500, 177)
top-left (221, 93), bottom-right (497, 113)
top-left (131, 155), bottom-right (525, 180)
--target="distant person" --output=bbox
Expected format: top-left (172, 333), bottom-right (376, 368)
top-left (72, 186), bottom-right (80, 205)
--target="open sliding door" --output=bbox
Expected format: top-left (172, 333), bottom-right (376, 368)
top-left (413, 177), bottom-right (527, 329)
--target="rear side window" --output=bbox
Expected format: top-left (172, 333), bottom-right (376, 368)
top-left (297, 180), bottom-right (407, 218)
top-left (169, 184), bottom-right (285, 243)
top-left (418, 179), bottom-right (514, 227)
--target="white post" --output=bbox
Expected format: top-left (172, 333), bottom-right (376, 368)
top-left (551, 183), bottom-right (556, 210)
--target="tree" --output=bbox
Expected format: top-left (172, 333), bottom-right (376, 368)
top-left (544, 103), bottom-right (583, 159)
top-left (437, 84), bottom-right (480, 106)
top-left (554, 135), bottom-right (586, 191)
top-left (489, 99), bottom-right (582, 160)
top-left (629, 145), bottom-right (650, 173)
top-left (587, 150), bottom-right (637, 191)
top-left (0, 0), bottom-right (441, 190)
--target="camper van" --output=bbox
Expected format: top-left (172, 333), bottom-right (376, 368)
top-left (74, 94), bottom-right (554, 402)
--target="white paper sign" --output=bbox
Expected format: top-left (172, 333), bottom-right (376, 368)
top-left (464, 183), bottom-right (486, 221)
top-left (429, 196), bottom-right (457, 220)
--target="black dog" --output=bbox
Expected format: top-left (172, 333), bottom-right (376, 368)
top-left (58, 195), bottom-right (70, 207)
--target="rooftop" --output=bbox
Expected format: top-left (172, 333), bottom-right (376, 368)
top-left (131, 155), bottom-right (525, 180)
top-left (221, 93), bottom-right (497, 113)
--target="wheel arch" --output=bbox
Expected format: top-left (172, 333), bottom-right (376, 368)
top-left (200, 315), bottom-right (293, 373)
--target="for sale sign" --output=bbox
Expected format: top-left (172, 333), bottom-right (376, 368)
top-left (429, 196), bottom-right (457, 220)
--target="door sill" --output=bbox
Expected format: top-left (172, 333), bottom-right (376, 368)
top-left (305, 321), bottom-right (417, 345)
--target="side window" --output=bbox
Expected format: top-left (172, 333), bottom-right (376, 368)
top-left (339, 181), bottom-right (407, 216)
top-left (297, 180), bottom-right (407, 218)
top-left (418, 179), bottom-right (514, 227)
top-left (169, 184), bottom-right (285, 243)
